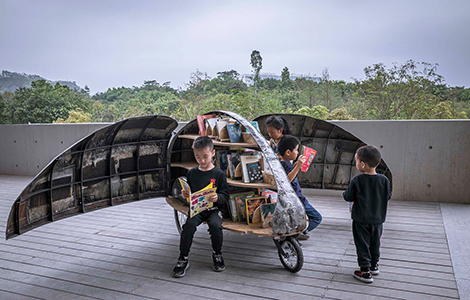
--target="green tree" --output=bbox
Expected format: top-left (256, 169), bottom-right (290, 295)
top-left (281, 67), bottom-right (294, 90)
top-left (295, 105), bottom-right (329, 119)
top-left (250, 50), bottom-right (263, 86)
top-left (6, 80), bottom-right (90, 123)
top-left (320, 68), bottom-right (333, 109)
top-left (204, 70), bottom-right (247, 95)
top-left (54, 108), bottom-right (92, 123)
top-left (353, 60), bottom-right (447, 119)
top-left (327, 108), bottom-right (356, 120)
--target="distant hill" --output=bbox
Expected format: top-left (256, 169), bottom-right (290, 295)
top-left (0, 70), bottom-right (81, 92)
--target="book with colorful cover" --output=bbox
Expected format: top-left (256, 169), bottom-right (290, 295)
top-left (178, 178), bottom-right (217, 218)
top-left (226, 123), bottom-right (243, 143)
top-left (245, 196), bottom-right (267, 225)
top-left (229, 190), bottom-right (255, 221)
top-left (301, 146), bottom-right (317, 172)
top-left (260, 203), bottom-right (276, 228)
top-left (244, 121), bottom-right (260, 133)
top-left (240, 153), bottom-right (260, 183)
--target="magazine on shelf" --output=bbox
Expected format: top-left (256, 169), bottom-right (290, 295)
top-left (226, 123), bottom-right (244, 143)
top-left (240, 153), bottom-right (261, 183)
top-left (246, 161), bottom-right (263, 183)
top-left (244, 121), bottom-right (260, 132)
top-left (229, 190), bottom-right (255, 221)
top-left (216, 150), bottom-right (228, 173)
top-left (301, 146), bottom-right (317, 172)
top-left (245, 196), bottom-right (267, 225)
top-left (204, 117), bottom-right (219, 137)
top-left (260, 203), bottom-right (276, 228)
top-left (196, 114), bottom-right (217, 136)
top-left (178, 178), bottom-right (216, 218)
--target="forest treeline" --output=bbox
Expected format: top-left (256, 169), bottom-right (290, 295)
top-left (1, 54), bottom-right (469, 124)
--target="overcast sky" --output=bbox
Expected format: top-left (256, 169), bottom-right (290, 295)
top-left (1, 0), bottom-right (469, 94)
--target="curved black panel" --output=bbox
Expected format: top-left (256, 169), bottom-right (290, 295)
top-left (254, 114), bottom-right (393, 190)
top-left (6, 115), bottom-right (178, 239)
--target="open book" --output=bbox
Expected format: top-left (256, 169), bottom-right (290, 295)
top-left (301, 146), bottom-right (317, 172)
top-left (179, 178), bottom-right (217, 218)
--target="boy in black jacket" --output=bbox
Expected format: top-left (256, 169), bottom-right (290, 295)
top-left (172, 136), bottom-right (229, 278)
top-left (343, 145), bottom-right (391, 283)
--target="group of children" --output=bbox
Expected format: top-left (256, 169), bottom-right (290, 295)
top-left (172, 115), bottom-right (391, 284)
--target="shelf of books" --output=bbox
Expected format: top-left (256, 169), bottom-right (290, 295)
top-left (166, 196), bottom-right (279, 237)
top-left (178, 134), bottom-right (259, 149)
top-left (172, 162), bottom-right (276, 189)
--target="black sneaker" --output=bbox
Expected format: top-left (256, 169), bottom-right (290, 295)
top-left (370, 264), bottom-right (379, 275)
top-left (212, 252), bottom-right (225, 272)
top-left (297, 233), bottom-right (310, 240)
top-left (172, 257), bottom-right (189, 278)
top-left (353, 270), bottom-right (373, 283)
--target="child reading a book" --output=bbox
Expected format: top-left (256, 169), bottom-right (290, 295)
top-left (172, 136), bottom-right (229, 278)
top-left (277, 135), bottom-right (322, 240)
top-left (266, 115), bottom-right (290, 154)
top-left (343, 145), bottom-right (391, 284)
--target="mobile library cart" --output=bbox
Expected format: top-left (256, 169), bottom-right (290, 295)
top-left (5, 111), bottom-right (392, 274)
top-left (166, 110), bottom-right (309, 273)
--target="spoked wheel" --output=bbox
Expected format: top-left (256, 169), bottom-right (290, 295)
top-left (174, 209), bottom-right (187, 235)
top-left (276, 236), bottom-right (304, 273)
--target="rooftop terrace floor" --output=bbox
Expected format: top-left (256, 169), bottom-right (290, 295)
top-left (1, 175), bottom-right (468, 300)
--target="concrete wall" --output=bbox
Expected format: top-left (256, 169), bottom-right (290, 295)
top-left (1, 120), bottom-right (469, 203)
top-left (330, 120), bottom-right (470, 203)
top-left (0, 123), bottom-right (110, 176)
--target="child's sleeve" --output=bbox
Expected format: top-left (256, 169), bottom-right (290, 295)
top-left (386, 178), bottom-right (392, 201)
top-left (215, 171), bottom-right (229, 205)
top-left (342, 178), bottom-right (357, 202)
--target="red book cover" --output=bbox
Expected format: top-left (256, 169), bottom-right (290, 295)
top-left (196, 114), bottom-right (216, 136)
top-left (301, 146), bottom-right (317, 172)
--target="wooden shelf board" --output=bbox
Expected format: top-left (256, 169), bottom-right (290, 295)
top-left (227, 178), bottom-right (276, 190)
top-left (171, 162), bottom-right (197, 170)
top-left (178, 134), bottom-right (259, 149)
top-left (166, 196), bottom-right (295, 237)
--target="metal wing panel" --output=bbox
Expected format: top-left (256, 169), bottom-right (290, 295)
top-left (6, 115), bottom-right (178, 240)
top-left (254, 114), bottom-right (393, 190)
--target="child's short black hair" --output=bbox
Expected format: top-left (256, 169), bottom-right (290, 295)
top-left (356, 145), bottom-right (381, 168)
top-left (277, 135), bottom-right (300, 156)
top-left (193, 136), bottom-right (214, 151)
top-left (266, 115), bottom-right (291, 134)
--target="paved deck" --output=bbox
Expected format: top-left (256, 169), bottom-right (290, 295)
top-left (0, 175), bottom-right (465, 300)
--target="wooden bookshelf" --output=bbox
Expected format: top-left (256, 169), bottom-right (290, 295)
top-left (166, 196), bottom-right (296, 237)
top-left (171, 162), bottom-right (276, 190)
top-left (171, 162), bottom-right (197, 170)
top-left (178, 134), bottom-right (259, 149)
top-left (227, 178), bottom-right (276, 190)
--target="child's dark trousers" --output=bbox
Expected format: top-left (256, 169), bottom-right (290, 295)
top-left (353, 221), bottom-right (383, 271)
top-left (179, 209), bottom-right (223, 257)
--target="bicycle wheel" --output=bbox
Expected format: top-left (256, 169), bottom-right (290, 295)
top-left (174, 209), bottom-right (187, 235)
top-left (277, 236), bottom-right (304, 273)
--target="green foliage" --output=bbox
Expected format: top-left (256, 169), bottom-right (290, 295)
top-left (351, 60), bottom-right (462, 120)
top-left (2, 56), bottom-right (468, 124)
top-left (4, 80), bottom-right (90, 123)
top-left (327, 108), bottom-right (356, 120)
top-left (204, 70), bottom-right (247, 95)
top-left (295, 105), bottom-right (329, 119)
top-left (250, 50), bottom-right (263, 86)
top-left (54, 108), bottom-right (92, 123)
top-left (0, 70), bottom-right (80, 93)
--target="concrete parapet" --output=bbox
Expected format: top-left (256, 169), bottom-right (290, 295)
top-left (1, 120), bottom-right (469, 203)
